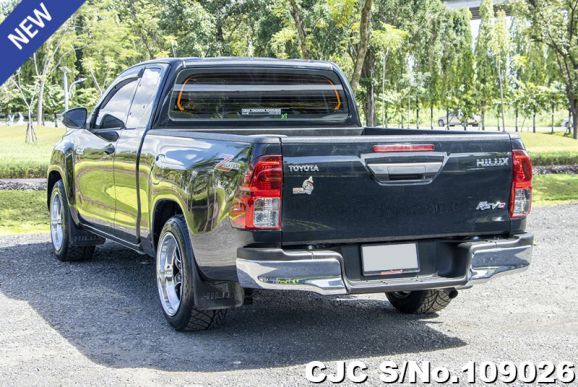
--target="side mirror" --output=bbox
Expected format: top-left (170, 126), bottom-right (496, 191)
top-left (63, 108), bottom-right (87, 129)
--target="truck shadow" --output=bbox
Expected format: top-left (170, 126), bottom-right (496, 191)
top-left (0, 239), bottom-right (466, 372)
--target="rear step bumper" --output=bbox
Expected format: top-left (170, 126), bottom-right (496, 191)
top-left (236, 234), bottom-right (533, 295)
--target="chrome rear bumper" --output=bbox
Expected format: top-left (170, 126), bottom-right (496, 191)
top-left (236, 234), bottom-right (533, 295)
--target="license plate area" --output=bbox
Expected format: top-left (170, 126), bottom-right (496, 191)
top-left (361, 243), bottom-right (419, 276)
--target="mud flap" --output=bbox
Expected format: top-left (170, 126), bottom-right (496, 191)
top-left (192, 267), bottom-right (244, 310)
top-left (67, 212), bottom-right (106, 246)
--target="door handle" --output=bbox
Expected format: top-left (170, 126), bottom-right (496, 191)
top-left (104, 144), bottom-right (116, 155)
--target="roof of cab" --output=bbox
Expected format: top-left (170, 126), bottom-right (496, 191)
top-left (132, 56), bottom-right (336, 70)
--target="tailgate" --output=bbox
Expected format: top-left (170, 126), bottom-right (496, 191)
top-left (281, 133), bottom-right (513, 244)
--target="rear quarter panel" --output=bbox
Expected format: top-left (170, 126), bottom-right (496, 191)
top-left (48, 130), bottom-right (80, 221)
top-left (140, 130), bottom-right (281, 280)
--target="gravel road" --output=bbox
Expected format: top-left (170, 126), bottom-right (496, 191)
top-left (0, 204), bottom-right (577, 386)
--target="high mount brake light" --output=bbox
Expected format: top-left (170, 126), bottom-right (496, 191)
top-left (510, 149), bottom-right (532, 218)
top-left (372, 144), bottom-right (435, 153)
top-left (231, 155), bottom-right (283, 230)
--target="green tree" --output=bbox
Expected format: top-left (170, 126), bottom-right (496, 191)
top-left (475, 0), bottom-right (498, 130)
top-left (33, 20), bottom-right (77, 126)
top-left (515, 0), bottom-right (578, 139)
top-left (7, 71), bottom-right (39, 143)
top-left (115, 0), bottom-right (170, 59)
top-left (440, 8), bottom-right (475, 129)
top-left (371, 23), bottom-right (408, 127)
top-left (77, 0), bottom-right (140, 96)
top-left (492, 10), bottom-right (510, 131)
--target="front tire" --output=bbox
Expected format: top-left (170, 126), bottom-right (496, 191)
top-left (156, 215), bottom-right (227, 331)
top-left (50, 180), bottom-right (95, 262)
top-left (386, 289), bottom-right (453, 314)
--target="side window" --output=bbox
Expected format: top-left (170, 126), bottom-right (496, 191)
top-left (126, 68), bottom-right (162, 128)
top-left (94, 80), bottom-right (138, 129)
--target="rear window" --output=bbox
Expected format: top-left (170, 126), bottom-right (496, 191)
top-left (167, 68), bottom-right (349, 123)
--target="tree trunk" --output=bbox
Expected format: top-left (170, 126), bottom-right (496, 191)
top-left (570, 99), bottom-right (578, 140)
top-left (408, 97), bottom-right (411, 128)
top-left (362, 50), bottom-right (376, 127)
top-left (446, 108), bottom-right (449, 130)
top-left (430, 104), bottom-right (434, 130)
top-left (532, 111), bottom-right (536, 133)
top-left (381, 50), bottom-right (388, 127)
top-left (498, 69), bottom-right (506, 132)
top-left (288, 0), bottom-right (309, 59)
top-left (515, 108), bottom-right (519, 132)
top-left (481, 109), bottom-right (485, 131)
top-left (551, 104), bottom-right (555, 133)
top-left (37, 80), bottom-right (45, 127)
top-left (349, 0), bottom-right (373, 95)
top-left (25, 109), bottom-right (37, 144)
top-left (366, 85), bottom-right (375, 127)
top-left (215, 22), bottom-right (229, 56)
top-left (415, 97), bottom-right (420, 129)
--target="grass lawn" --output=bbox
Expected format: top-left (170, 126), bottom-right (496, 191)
top-left (0, 125), bottom-right (65, 179)
top-left (533, 174), bottom-right (578, 205)
top-left (399, 108), bottom-right (571, 129)
top-left (520, 131), bottom-right (578, 153)
top-left (520, 132), bottom-right (578, 166)
top-left (0, 190), bottom-right (48, 234)
top-left (0, 174), bottom-right (575, 234)
top-left (484, 109), bottom-right (570, 129)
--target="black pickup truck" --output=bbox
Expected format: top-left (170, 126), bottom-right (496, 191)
top-left (48, 58), bottom-right (533, 331)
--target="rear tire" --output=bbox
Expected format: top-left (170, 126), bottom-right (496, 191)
top-left (156, 215), bottom-right (227, 331)
top-left (50, 180), bottom-right (95, 262)
top-left (386, 289), bottom-right (453, 314)
top-left (438, 119), bottom-right (445, 127)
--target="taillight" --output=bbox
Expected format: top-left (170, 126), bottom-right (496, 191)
top-left (231, 155), bottom-right (283, 230)
top-left (510, 149), bottom-right (532, 218)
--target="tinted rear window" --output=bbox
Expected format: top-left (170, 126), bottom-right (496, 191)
top-left (167, 68), bottom-right (349, 123)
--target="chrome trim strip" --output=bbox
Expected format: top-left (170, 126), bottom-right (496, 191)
top-left (468, 236), bottom-right (533, 283)
top-left (345, 275), bottom-right (469, 293)
top-left (368, 162), bottom-right (443, 176)
top-left (237, 257), bottom-right (347, 295)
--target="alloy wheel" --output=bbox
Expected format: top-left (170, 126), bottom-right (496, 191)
top-left (50, 192), bottom-right (64, 251)
top-left (157, 232), bottom-right (183, 316)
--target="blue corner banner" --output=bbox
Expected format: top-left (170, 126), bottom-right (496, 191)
top-left (0, 0), bottom-right (86, 86)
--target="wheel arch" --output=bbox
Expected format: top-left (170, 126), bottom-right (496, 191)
top-left (151, 198), bottom-right (185, 252)
top-left (47, 169), bottom-right (64, 209)
top-left (151, 197), bottom-right (244, 313)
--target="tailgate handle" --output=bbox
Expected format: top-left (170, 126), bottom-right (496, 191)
top-left (368, 162), bottom-right (443, 180)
